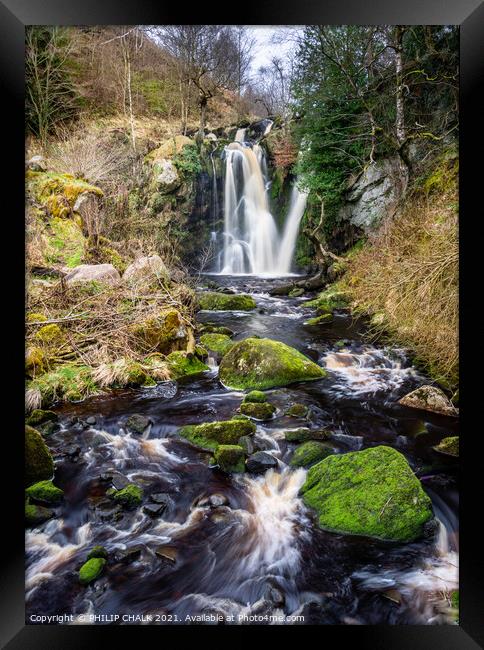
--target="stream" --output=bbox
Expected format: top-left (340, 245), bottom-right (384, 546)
top-left (26, 275), bottom-right (459, 625)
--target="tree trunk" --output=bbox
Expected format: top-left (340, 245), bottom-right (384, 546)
top-left (199, 94), bottom-right (207, 134)
top-left (394, 26), bottom-right (406, 146)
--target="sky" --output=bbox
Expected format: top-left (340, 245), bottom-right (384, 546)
top-left (246, 26), bottom-right (303, 74)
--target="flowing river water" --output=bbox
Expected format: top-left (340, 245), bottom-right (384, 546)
top-left (26, 275), bottom-right (459, 625)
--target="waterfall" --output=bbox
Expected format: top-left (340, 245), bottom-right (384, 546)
top-left (217, 129), bottom-right (307, 276)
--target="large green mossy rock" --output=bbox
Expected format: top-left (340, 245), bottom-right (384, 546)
top-left (200, 333), bottom-right (234, 356)
top-left (26, 480), bottom-right (63, 505)
top-left (79, 557), bottom-right (106, 585)
top-left (214, 445), bottom-right (245, 473)
top-left (25, 425), bottom-right (54, 487)
top-left (112, 484), bottom-right (143, 509)
top-left (197, 292), bottom-right (256, 311)
top-left (219, 337), bottom-right (326, 390)
top-left (301, 446), bottom-right (433, 542)
top-left (178, 419), bottom-right (256, 452)
top-left (240, 401), bottom-right (275, 420)
top-left (166, 351), bottom-right (209, 379)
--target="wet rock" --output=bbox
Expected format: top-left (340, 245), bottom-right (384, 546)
top-left (154, 545), bottom-right (177, 563)
top-left (25, 425), bottom-right (55, 486)
top-left (37, 420), bottom-right (60, 436)
top-left (25, 502), bottom-right (53, 526)
top-left (290, 441), bottom-right (335, 468)
top-left (64, 444), bottom-right (81, 459)
top-left (288, 288), bottom-right (305, 298)
top-left (269, 283), bottom-right (296, 296)
top-left (65, 264), bottom-right (120, 286)
top-left (196, 493), bottom-right (230, 508)
top-left (26, 409), bottom-right (58, 427)
top-left (150, 492), bottom-right (173, 509)
top-left (125, 414), bottom-right (152, 435)
top-left (143, 503), bottom-right (165, 517)
top-left (399, 385), bottom-right (457, 416)
top-left (264, 583), bottom-right (285, 606)
top-left (220, 337), bottom-right (326, 390)
top-left (101, 472), bottom-right (130, 490)
top-left (433, 436), bottom-right (459, 457)
top-left (301, 445), bottom-right (433, 542)
top-left (304, 313), bottom-right (334, 326)
top-left (26, 480), bottom-right (64, 505)
top-left (240, 401), bottom-right (276, 421)
top-left (85, 416), bottom-right (97, 426)
top-left (197, 292), bottom-right (256, 311)
top-left (284, 428), bottom-right (330, 442)
top-left (246, 451), bottom-right (278, 474)
top-left (285, 403), bottom-right (309, 418)
top-left (87, 545), bottom-right (108, 560)
top-left (178, 419), bottom-right (256, 452)
top-left (114, 545), bottom-right (143, 564)
top-left (238, 435), bottom-right (255, 455)
top-left (79, 557), bottom-right (106, 585)
top-left (214, 445), bottom-right (245, 473)
top-left (111, 484), bottom-right (143, 509)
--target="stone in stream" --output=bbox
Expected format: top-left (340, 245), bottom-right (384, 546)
top-left (150, 492), bottom-right (174, 509)
top-left (155, 545), bottom-right (178, 563)
top-left (78, 557), bottom-right (106, 585)
top-left (199, 324), bottom-right (235, 337)
top-left (214, 445), bottom-right (245, 473)
top-left (398, 385), bottom-right (457, 416)
top-left (197, 291), bottom-right (256, 311)
top-left (87, 545), bottom-right (108, 560)
top-left (199, 333), bottom-right (234, 356)
top-left (26, 409), bottom-right (58, 427)
top-left (290, 441), bottom-right (335, 468)
top-left (219, 337), bottom-right (326, 390)
top-left (239, 401), bottom-right (276, 421)
top-left (111, 484), bottom-right (143, 509)
top-left (25, 425), bottom-right (55, 487)
top-left (284, 428), bottom-right (331, 443)
top-left (246, 451), bottom-right (278, 474)
top-left (243, 390), bottom-right (267, 403)
top-left (26, 480), bottom-right (63, 505)
top-left (143, 503), bottom-right (165, 517)
top-left (300, 446), bottom-right (433, 542)
top-left (25, 502), bottom-right (53, 527)
top-left (124, 414), bottom-right (152, 435)
top-left (285, 403), bottom-right (309, 418)
top-left (114, 545), bottom-right (144, 564)
top-left (433, 436), bottom-right (459, 457)
top-left (85, 416), bottom-right (97, 426)
top-left (177, 419), bottom-right (256, 452)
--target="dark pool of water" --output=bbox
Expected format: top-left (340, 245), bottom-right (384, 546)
top-left (26, 276), bottom-right (459, 625)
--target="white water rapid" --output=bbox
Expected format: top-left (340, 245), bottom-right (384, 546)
top-left (219, 130), bottom-right (308, 276)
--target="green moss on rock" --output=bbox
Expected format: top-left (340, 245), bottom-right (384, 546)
top-left (178, 419), bottom-right (256, 452)
top-left (304, 314), bottom-right (334, 326)
top-left (433, 436), bottom-right (459, 457)
top-left (79, 557), bottom-right (106, 585)
top-left (290, 441), bottom-right (334, 468)
top-left (243, 390), bottom-right (267, 403)
top-left (26, 480), bottom-right (64, 505)
top-left (25, 346), bottom-right (48, 378)
top-left (25, 502), bottom-right (53, 526)
top-left (131, 309), bottom-right (189, 355)
top-left (285, 403), bottom-right (309, 418)
top-left (284, 428), bottom-right (330, 442)
top-left (112, 484), bottom-right (143, 509)
top-left (26, 409), bottom-right (58, 427)
top-left (200, 324), bottom-right (234, 336)
top-left (219, 337), bottom-right (326, 390)
top-left (301, 446), bottom-right (433, 542)
top-left (25, 425), bottom-right (54, 486)
top-left (197, 292), bottom-right (256, 311)
top-left (214, 445), bottom-right (245, 473)
top-left (200, 333), bottom-right (234, 356)
top-left (166, 351), bottom-right (209, 379)
top-left (239, 401), bottom-right (276, 421)
top-left (87, 545), bottom-right (108, 560)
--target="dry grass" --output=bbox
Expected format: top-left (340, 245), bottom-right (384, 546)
top-left (346, 155), bottom-right (458, 388)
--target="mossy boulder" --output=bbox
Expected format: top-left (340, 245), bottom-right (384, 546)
top-left (304, 286), bottom-right (349, 310)
top-left (131, 308), bottom-right (189, 355)
top-left (399, 385), bottom-right (457, 416)
top-left (304, 314), bottom-right (333, 326)
top-left (125, 414), bottom-right (152, 435)
top-left (25, 425), bottom-right (54, 486)
top-left (290, 441), bottom-right (334, 468)
top-left (26, 364), bottom-right (98, 407)
top-left (87, 545), bottom-right (108, 560)
top-left (197, 292), bottom-right (256, 311)
top-left (26, 409), bottom-right (58, 427)
top-left (301, 446), bottom-right (433, 542)
top-left (166, 351), bottom-right (209, 379)
top-left (243, 390), bottom-right (267, 403)
top-left (25, 346), bottom-right (48, 378)
top-left (219, 337), bottom-right (326, 390)
top-left (433, 436), bottom-right (459, 457)
top-left (239, 401), bottom-right (276, 421)
top-left (79, 557), bottom-right (106, 585)
top-left (178, 419), bottom-right (256, 452)
top-left (285, 403), bottom-right (309, 418)
top-left (199, 324), bottom-right (234, 337)
top-left (34, 323), bottom-right (64, 345)
top-left (200, 333), bottom-right (234, 356)
top-left (284, 428), bottom-right (330, 442)
top-left (25, 502), bottom-right (53, 527)
top-left (26, 480), bottom-right (63, 505)
top-left (214, 445), bottom-right (245, 473)
top-left (112, 484), bottom-right (143, 509)
top-left (288, 288), bottom-right (305, 298)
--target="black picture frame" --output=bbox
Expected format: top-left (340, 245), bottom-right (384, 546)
top-left (1, 0), bottom-right (483, 646)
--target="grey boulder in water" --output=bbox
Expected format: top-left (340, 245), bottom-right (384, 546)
top-left (399, 385), bottom-right (457, 416)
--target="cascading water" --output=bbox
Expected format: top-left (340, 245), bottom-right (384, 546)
top-left (218, 128), bottom-right (308, 276)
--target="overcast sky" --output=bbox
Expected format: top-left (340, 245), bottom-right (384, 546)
top-left (246, 26), bottom-right (303, 74)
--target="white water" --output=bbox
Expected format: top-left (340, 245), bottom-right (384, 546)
top-left (219, 129), bottom-right (307, 276)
